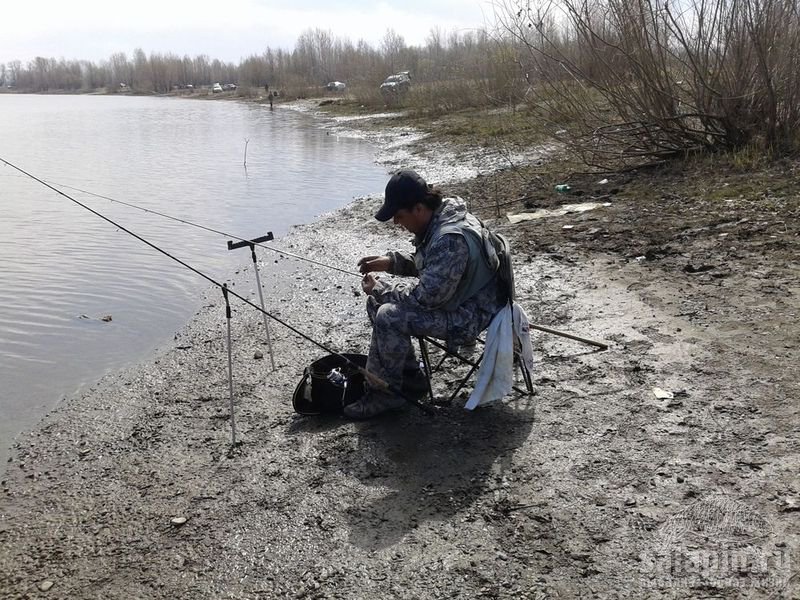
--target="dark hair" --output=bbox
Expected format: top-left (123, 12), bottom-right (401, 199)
top-left (408, 186), bottom-right (443, 211)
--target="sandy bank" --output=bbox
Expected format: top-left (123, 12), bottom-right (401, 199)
top-left (1, 101), bottom-right (798, 599)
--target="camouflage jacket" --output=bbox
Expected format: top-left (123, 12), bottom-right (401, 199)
top-left (370, 198), bottom-right (505, 343)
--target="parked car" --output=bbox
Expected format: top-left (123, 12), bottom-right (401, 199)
top-left (379, 71), bottom-right (411, 100)
top-left (223, 83), bottom-right (237, 91)
top-left (326, 81), bottom-right (346, 92)
top-left (212, 83), bottom-right (223, 93)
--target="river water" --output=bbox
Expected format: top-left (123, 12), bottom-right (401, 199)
top-left (0, 94), bottom-right (387, 460)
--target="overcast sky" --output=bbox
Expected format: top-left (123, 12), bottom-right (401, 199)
top-left (1, 0), bottom-right (497, 64)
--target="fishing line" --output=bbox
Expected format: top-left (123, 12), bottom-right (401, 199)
top-left (0, 156), bottom-right (419, 401)
top-left (47, 180), bottom-right (361, 278)
top-left (4, 160), bottom-right (608, 355)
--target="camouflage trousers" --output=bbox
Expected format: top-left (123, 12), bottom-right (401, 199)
top-left (365, 296), bottom-right (450, 393)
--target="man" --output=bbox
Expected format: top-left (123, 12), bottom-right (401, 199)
top-left (344, 169), bottom-right (507, 419)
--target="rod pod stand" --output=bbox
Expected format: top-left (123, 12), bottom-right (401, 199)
top-left (222, 284), bottom-right (237, 447)
top-left (228, 233), bottom-right (276, 370)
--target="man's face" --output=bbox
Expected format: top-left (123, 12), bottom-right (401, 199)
top-left (393, 204), bottom-right (429, 234)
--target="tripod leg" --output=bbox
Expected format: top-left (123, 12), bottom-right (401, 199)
top-left (251, 247), bottom-right (276, 370)
top-left (222, 285), bottom-right (237, 447)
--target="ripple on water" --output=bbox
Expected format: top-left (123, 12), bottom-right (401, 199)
top-left (0, 94), bottom-right (389, 460)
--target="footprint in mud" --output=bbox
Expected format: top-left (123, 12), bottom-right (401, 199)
top-left (635, 325), bottom-right (676, 344)
top-left (606, 334), bottom-right (653, 355)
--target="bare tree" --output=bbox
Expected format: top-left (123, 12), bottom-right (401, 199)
top-left (382, 28), bottom-right (406, 73)
top-left (493, 0), bottom-right (800, 168)
top-left (132, 48), bottom-right (149, 90)
top-left (109, 52), bottom-right (132, 89)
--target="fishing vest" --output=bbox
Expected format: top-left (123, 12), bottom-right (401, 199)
top-left (413, 199), bottom-right (500, 311)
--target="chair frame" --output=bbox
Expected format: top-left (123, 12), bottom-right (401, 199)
top-left (417, 330), bottom-right (534, 405)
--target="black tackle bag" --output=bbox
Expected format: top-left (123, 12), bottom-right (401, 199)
top-left (292, 353), bottom-right (368, 415)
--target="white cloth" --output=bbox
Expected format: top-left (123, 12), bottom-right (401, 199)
top-left (464, 303), bottom-right (534, 410)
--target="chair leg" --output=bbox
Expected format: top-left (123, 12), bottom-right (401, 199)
top-left (421, 337), bottom-right (526, 402)
top-left (448, 354), bottom-right (484, 403)
top-left (417, 338), bottom-right (435, 403)
top-left (432, 353), bottom-right (448, 373)
top-left (431, 337), bottom-right (484, 373)
top-left (517, 357), bottom-right (534, 395)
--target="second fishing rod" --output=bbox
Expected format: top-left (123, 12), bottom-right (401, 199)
top-left (44, 177), bottom-right (609, 350)
top-left (1, 157), bottom-right (433, 420)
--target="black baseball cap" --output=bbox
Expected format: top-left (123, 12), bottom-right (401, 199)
top-left (375, 169), bottom-right (429, 221)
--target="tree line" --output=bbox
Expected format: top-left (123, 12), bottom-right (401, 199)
top-left (3, 0), bottom-right (798, 165)
top-left (0, 28), bottom-right (502, 96)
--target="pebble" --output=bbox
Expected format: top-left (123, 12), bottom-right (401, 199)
top-left (170, 517), bottom-right (188, 526)
top-left (254, 350), bottom-right (264, 360)
top-left (779, 498), bottom-right (799, 512)
top-left (624, 498), bottom-right (637, 507)
top-left (39, 580), bottom-right (54, 591)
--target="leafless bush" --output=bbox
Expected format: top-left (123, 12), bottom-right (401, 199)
top-left (405, 80), bottom-right (493, 115)
top-left (493, 0), bottom-right (800, 169)
top-left (349, 83), bottom-right (385, 107)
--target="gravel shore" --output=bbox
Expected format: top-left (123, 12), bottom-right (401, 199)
top-left (1, 102), bottom-right (798, 599)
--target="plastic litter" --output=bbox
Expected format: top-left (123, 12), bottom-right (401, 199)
top-left (507, 202), bottom-right (611, 224)
top-left (653, 387), bottom-right (674, 399)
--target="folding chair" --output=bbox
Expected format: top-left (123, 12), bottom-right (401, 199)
top-left (417, 333), bottom-right (533, 404)
top-left (416, 232), bottom-right (534, 405)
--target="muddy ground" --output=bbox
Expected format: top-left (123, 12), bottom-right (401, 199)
top-left (1, 104), bottom-right (798, 599)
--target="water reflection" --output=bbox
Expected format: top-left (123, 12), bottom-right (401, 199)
top-left (0, 95), bottom-right (387, 459)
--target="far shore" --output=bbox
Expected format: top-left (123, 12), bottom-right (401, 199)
top-left (0, 85), bottom-right (312, 103)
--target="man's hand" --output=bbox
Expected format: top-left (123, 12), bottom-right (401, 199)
top-left (361, 274), bottom-right (377, 295)
top-left (357, 255), bottom-right (391, 274)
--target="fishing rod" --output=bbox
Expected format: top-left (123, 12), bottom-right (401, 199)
top-left (48, 180), bottom-right (361, 277)
top-left (0, 157), bottom-right (432, 416)
top-left (49, 179), bottom-right (608, 350)
top-left (18, 168), bottom-right (608, 350)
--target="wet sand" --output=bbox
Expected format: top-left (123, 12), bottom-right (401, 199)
top-left (1, 102), bottom-right (798, 599)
